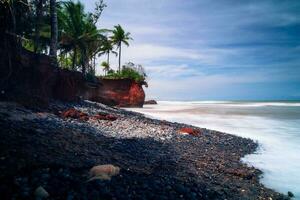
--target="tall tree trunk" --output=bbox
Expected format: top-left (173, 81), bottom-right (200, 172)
top-left (8, 3), bottom-right (16, 34)
top-left (107, 50), bottom-right (110, 66)
top-left (93, 55), bottom-right (96, 73)
top-left (34, 0), bottom-right (43, 53)
top-left (118, 43), bottom-right (121, 73)
top-left (82, 62), bottom-right (87, 75)
top-left (50, 0), bottom-right (58, 60)
top-left (72, 48), bottom-right (77, 70)
top-left (65, 53), bottom-right (68, 67)
top-left (82, 50), bottom-right (87, 75)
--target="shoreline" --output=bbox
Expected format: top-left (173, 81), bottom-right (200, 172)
top-left (0, 100), bottom-right (288, 199)
top-left (131, 101), bottom-right (300, 199)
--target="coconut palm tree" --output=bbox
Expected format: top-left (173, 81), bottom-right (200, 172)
top-left (59, 1), bottom-right (103, 74)
top-left (110, 24), bottom-right (132, 73)
top-left (50, 0), bottom-right (58, 59)
top-left (98, 37), bottom-right (117, 66)
top-left (101, 61), bottom-right (109, 75)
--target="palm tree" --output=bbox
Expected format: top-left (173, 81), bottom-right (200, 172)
top-left (50, 0), bottom-right (58, 59)
top-left (101, 61), bottom-right (109, 75)
top-left (110, 24), bottom-right (132, 73)
top-left (98, 37), bottom-right (117, 66)
top-left (59, 1), bottom-right (103, 74)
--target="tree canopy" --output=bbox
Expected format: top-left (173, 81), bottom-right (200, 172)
top-left (1, 0), bottom-right (146, 81)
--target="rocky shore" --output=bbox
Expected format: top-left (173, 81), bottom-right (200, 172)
top-left (0, 100), bottom-right (288, 199)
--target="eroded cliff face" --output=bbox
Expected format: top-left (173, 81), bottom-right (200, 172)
top-left (0, 41), bottom-right (145, 107)
top-left (0, 46), bottom-right (85, 106)
top-left (84, 78), bottom-right (145, 107)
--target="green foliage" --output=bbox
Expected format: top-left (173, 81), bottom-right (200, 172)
top-left (107, 69), bottom-right (115, 74)
top-left (58, 1), bottom-right (106, 73)
top-left (58, 53), bottom-right (73, 69)
top-left (2, 0), bottom-right (149, 83)
top-left (22, 38), bottom-right (35, 51)
top-left (1, 0), bottom-right (109, 74)
top-left (110, 24), bottom-right (132, 72)
top-left (110, 24), bottom-right (132, 47)
top-left (98, 36), bottom-right (117, 65)
top-left (103, 68), bottom-right (146, 82)
top-left (101, 61), bottom-right (109, 75)
top-left (101, 61), bottom-right (109, 67)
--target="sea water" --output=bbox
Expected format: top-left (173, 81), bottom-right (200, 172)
top-left (128, 101), bottom-right (300, 199)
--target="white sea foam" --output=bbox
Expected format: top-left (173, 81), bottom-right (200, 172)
top-left (128, 101), bottom-right (300, 199)
top-left (158, 100), bottom-right (300, 107)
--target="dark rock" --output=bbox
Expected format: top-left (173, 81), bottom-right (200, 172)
top-left (288, 191), bottom-right (294, 198)
top-left (175, 184), bottom-right (187, 194)
top-left (144, 100), bottom-right (158, 105)
top-left (34, 186), bottom-right (49, 199)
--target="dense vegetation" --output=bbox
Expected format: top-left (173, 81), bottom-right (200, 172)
top-left (102, 63), bottom-right (146, 82)
top-left (1, 0), bottom-right (146, 81)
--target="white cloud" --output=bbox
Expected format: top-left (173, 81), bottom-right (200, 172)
top-left (127, 25), bottom-right (173, 36)
top-left (145, 64), bottom-right (200, 78)
top-left (90, 0), bottom-right (300, 100)
top-left (96, 43), bottom-right (218, 73)
top-left (124, 44), bottom-right (205, 61)
top-left (121, 43), bottom-right (236, 65)
top-left (145, 72), bottom-right (268, 100)
top-left (97, 43), bottom-right (235, 73)
top-left (143, 63), bottom-right (299, 100)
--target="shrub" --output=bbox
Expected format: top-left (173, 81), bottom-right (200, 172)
top-left (103, 64), bottom-right (146, 82)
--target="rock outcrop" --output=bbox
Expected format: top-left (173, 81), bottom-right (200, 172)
top-left (84, 78), bottom-right (145, 107)
top-left (0, 42), bottom-right (85, 106)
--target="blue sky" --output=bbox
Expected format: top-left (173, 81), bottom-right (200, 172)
top-left (84, 0), bottom-right (300, 100)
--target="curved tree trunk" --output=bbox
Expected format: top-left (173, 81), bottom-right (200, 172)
top-left (50, 0), bottom-right (58, 60)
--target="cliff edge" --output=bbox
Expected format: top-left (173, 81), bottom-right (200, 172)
top-left (85, 78), bottom-right (145, 107)
top-left (0, 38), bottom-right (145, 107)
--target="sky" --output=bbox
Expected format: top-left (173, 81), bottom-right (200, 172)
top-left (84, 0), bottom-right (300, 100)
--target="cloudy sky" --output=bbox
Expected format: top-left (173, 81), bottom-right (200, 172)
top-left (85, 0), bottom-right (300, 100)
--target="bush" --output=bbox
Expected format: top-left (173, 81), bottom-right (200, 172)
top-left (103, 68), bottom-right (146, 82)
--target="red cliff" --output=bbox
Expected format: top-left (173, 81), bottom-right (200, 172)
top-left (84, 78), bottom-right (145, 107)
top-left (0, 41), bottom-right (145, 107)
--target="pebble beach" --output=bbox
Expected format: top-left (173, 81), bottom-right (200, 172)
top-left (0, 100), bottom-right (288, 199)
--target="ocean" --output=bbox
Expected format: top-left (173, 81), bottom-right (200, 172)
top-left (128, 101), bottom-right (300, 199)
